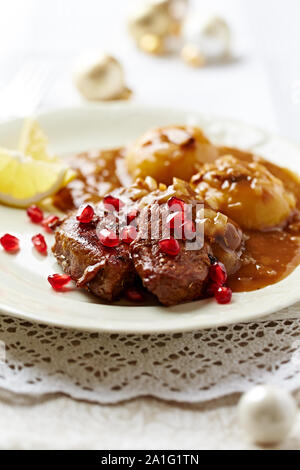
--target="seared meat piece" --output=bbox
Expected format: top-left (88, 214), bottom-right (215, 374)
top-left (132, 200), bottom-right (241, 306)
top-left (133, 239), bottom-right (212, 306)
top-left (52, 212), bottom-right (135, 302)
top-left (52, 179), bottom-right (244, 305)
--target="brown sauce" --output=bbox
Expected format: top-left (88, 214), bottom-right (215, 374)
top-left (53, 148), bottom-right (126, 212)
top-left (228, 228), bottom-right (300, 292)
top-left (53, 145), bottom-right (300, 294)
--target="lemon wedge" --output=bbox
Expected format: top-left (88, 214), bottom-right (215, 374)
top-left (19, 118), bottom-right (54, 162)
top-left (0, 119), bottom-right (77, 207)
top-left (18, 118), bottom-right (76, 186)
top-left (0, 149), bottom-right (68, 207)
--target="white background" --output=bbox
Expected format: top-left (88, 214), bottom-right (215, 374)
top-left (0, 0), bottom-right (299, 139)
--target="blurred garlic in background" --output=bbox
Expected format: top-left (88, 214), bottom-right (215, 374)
top-left (182, 13), bottom-right (232, 66)
top-left (238, 385), bottom-right (297, 445)
top-left (128, 0), bottom-right (189, 55)
top-left (73, 52), bottom-right (131, 101)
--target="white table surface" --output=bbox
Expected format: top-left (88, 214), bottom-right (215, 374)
top-left (0, 0), bottom-right (299, 139)
top-left (0, 0), bottom-right (299, 450)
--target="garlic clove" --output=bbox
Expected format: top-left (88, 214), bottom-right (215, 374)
top-left (182, 13), bottom-right (231, 62)
top-left (238, 385), bottom-right (297, 445)
top-left (73, 53), bottom-right (131, 102)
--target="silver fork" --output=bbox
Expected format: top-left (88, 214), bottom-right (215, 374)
top-left (0, 60), bottom-right (54, 120)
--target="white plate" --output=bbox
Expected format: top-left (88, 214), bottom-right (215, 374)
top-left (0, 103), bottom-right (300, 333)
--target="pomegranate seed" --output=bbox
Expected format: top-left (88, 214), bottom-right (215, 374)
top-left (209, 262), bottom-right (227, 286)
top-left (127, 209), bottom-right (139, 224)
top-left (125, 287), bottom-right (144, 303)
top-left (27, 205), bottom-right (44, 223)
top-left (182, 220), bottom-right (196, 240)
top-left (166, 211), bottom-right (185, 230)
top-left (159, 238), bottom-right (180, 257)
top-left (206, 282), bottom-right (219, 297)
top-left (76, 205), bottom-right (94, 224)
top-left (32, 233), bottom-right (47, 255)
top-left (42, 215), bottom-right (60, 233)
top-left (98, 228), bottom-right (120, 248)
top-left (214, 286), bottom-right (232, 305)
top-left (168, 197), bottom-right (185, 212)
top-left (0, 234), bottom-right (20, 252)
top-left (48, 274), bottom-right (71, 290)
top-left (103, 195), bottom-right (124, 212)
top-left (121, 225), bottom-right (138, 244)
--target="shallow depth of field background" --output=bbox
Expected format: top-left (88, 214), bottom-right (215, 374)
top-left (0, 0), bottom-right (299, 140)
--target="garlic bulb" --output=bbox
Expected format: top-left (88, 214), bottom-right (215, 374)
top-left (182, 14), bottom-right (231, 62)
top-left (128, 0), bottom-right (189, 54)
top-left (73, 53), bottom-right (130, 101)
top-left (238, 385), bottom-right (297, 445)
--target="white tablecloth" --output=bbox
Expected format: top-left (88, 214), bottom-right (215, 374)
top-left (0, 0), bottom-right (299, 450)
top-left (0, 390), bottom-right (299, 450)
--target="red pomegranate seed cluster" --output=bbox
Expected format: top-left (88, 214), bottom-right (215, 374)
top-left (76, 204), bottom-right (95, 224)
top-left (76, 204), bottom-right (94, 224)
top-left (31, 234), bottom-right (47, 255)
top-left (96, 199), bottom-right (139, 248)
top-left (27, 205), bottom-right (60, 234)
top-left (104, 195), bottom-right (124, 212)
top-left (209, 262), bottom-right (227, 285)
top-left (159, 197), bottom-right (197, 257)
top-left (0, 234), bottom-right (20, 252)
top-left (27, 205), bottom-right (44, 223)
top-left (208, 260), bottom-right (232, 305)
top-left (214, 286), bottom-right (232, 304)
top-left (48, 274), bottom-right (71, 290)
top-left (98, 228), bottom-right (120, 248)
top-left (121, 225), bottom-right (137, 244)
top-left (25, 205), bottom-right (70, 289)
top-left (159, 238), bottom-right (180, 257)
top-left (168, 197), bottom-right (185, 212)
top-left (1, 207), bottom-right (66, 289)
top-left (168, 197), bottom-right (196, 239)
top-left (127, 209), bottom-right (139, 224)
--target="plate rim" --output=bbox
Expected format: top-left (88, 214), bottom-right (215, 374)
top-left (0, 281), bottom-right (300, 333)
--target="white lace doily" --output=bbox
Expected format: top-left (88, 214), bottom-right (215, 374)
top-left (0, 303), bottom-right (300, 404)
